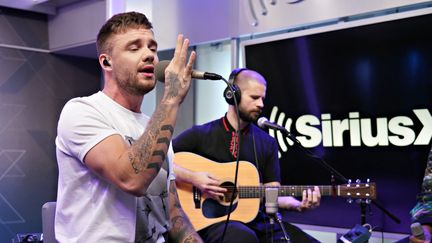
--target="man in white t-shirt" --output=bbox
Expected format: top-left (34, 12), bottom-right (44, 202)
top-left (55, 11), bottom-right (202, 243)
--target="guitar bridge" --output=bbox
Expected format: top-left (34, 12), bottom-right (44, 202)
top-left (193, 186), bottom-right (201, 209)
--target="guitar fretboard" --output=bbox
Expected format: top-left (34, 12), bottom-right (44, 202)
top-left (233, 185), bottom-right (337, 198)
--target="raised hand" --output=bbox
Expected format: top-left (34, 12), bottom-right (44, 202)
top-left (162, 34), bottom-right (196, 105)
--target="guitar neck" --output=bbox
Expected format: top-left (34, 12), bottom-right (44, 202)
top-left (238, 185), bottom-right (336, 198)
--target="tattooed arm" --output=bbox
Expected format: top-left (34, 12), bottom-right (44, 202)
top-left (83, 35), bottom-right (196, 196)
top-left (168, 180), bottom-right (203, 243)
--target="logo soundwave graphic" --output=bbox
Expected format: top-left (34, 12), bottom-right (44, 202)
top-left (268, 106), bottom-right (294, 158)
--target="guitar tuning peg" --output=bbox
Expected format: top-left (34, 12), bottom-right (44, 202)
top-left (347, 198), bottom-right (353, 204)
top-left (365, 199), bottom-right (371, 204)
top-left (356, 179), bottom-right (361, 184)
top-left (366, 178), bottom-right (370, 183)
top-left (347, 179), bottom-right (352, 186)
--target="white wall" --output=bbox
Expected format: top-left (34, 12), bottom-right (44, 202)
top-left (194, 41), bottom-right (232, 125)
top-left (48, 0), bottom-right (107, 52)
top-left (47, 0), bottom-right (432, 53)
top-left (148, 0), bottom-right (432, 50)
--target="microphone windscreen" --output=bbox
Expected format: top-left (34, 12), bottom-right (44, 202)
top-left (154, 60), bottom-right (170, 82)
top-left (257, 117), bottom-right (268, 128)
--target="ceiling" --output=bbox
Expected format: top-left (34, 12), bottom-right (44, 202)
top-left (0, 0), bottom-right (83, 15)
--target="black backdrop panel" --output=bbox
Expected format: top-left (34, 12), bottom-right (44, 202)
top-left (244, 13), bottom-right (432, 233)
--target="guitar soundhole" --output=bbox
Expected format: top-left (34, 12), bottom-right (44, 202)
top-left (201, 181), bottom-right (239, 219)
top-left (202, 198), bottom-right (238, 219)
top-left (220, 181), bottom-right (238, 205)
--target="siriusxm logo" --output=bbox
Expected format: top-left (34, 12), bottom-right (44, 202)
top-left (268, 106), bottom-right (432, 150)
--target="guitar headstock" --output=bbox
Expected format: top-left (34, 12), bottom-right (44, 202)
top-left (339, 180), bottom-right (376, 200)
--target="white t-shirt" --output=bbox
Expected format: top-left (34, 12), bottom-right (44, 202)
top-left (55, 91), bottom-right (175, 243)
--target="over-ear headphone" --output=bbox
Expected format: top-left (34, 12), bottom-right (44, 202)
top-left (223, 68), bottom-right (247, 105)
top-left (103, 58), bottom-right (111, 67)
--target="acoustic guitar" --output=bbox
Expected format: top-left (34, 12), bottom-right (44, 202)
top-left (174, 152), bottom-right (376, 231)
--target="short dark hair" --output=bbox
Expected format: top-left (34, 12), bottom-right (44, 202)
top-left (96, 11), bottom-right (153, 55)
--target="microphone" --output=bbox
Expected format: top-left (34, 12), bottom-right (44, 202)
top-left (154, 60), bottom-right (223, 82)
top-left (411, 222), bottom-right (425, 240)
top-left (257, 117), bottom-right (288, 133)
top-left (257, 117), bottom-right (300, 145)
top-left (265, 187), bottom-right (279, 216)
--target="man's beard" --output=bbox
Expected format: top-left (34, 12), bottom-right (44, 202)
top-left (239, 107), bottom-right (261, 123)
top-left (115, 72), bottom-right (153, 96)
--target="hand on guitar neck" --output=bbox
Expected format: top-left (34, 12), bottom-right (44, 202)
top-left (277, 186), bottom-right (321, 212)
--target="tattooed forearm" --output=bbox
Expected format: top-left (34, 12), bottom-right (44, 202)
top-left (157, 137), bottom-right (170, 147)
top-left (161, 124), bottom-right (174, 134)
top-left (168, 181), bottom-right (203, 242)
top-left (129, 151), bottom-right (144, 174)
top-left (128, 105), bottom-right (174, 174)
top-left (129, 131), bottom-right (154, 173)
top-left (170, 181), bottom-right (181, 208)
top-left (170, 213), bottom-right (202, 243)
top-left (151, 150), bottom-right (166, 162)
top-left (184, 235), bottom-right (200, 243)
top-left (171, 215), bottom-right (186, 235)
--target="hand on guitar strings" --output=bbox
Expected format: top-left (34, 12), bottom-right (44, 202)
top-left (191, 171), bottom-right (227, 200)
top-left (279, 186), bottom-right (321, 212)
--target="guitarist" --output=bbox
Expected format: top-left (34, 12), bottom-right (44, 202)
top-left (173, 68), bottom-right (321, 243)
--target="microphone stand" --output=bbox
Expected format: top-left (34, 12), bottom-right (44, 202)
top-left (277, 129), bottom-right (400, 226)
top-left (219, 78), bottom-right (242, 243)
top-left (265, 187), bottom-right (290, 243)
